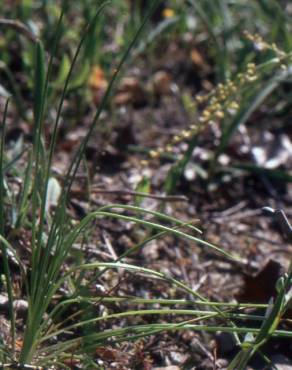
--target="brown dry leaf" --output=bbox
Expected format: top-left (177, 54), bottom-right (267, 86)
top-left (151, 70), bottom-right (173, 95)
top-left (237, 259), bottom-right (283, 303)
top-left (63, 357), bottom-right (81, 367)
top-left (15, 338), bottom-right (23, 351)
top-left (190, 48), bottom-right (210, 73)
top-left (88, 65), bottom-right (108, 105)
top-left (114, 76), bottom-right (147, 106)
top-left (96, 346), bottom-right (130, 362)
top-left (114, 91), bottom-right (133, 106)
top-left (88, 65), bottom-right (108, 90)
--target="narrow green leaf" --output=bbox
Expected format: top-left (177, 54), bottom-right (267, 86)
top-left (0, 99), bottom-right (15, 356)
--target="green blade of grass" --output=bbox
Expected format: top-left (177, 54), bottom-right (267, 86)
top-left (0, 99), bottom-right (15, 357)
top-left (37, 321), bottom-right (292, 366)
top-left (30, 39), bottom-right (47, 289)
top-left (96, 211), bottom-right (236, 259)
top-left (14, 149), bottom-right (33, 229)
top-left (43, 295), bottom-right (268, 311)
top-left (98, 203), bottom-right (202, 233)
top-left (41, 308), bottom-right (266, 343)
top-left (230, 163), bottom-right (292, 182)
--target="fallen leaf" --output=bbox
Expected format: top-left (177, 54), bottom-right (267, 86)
top-left (88, 65), bottom-right (108, 105)
top-left (114, 76), bottom-right (147, 106)
top-left (190, 48), bottom-right (210, 73)
top-left (237, 259), bottom-right (283, 303)
top-left (151, 70), bottom-right (173, 96)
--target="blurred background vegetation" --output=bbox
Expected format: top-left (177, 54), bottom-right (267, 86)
top-left (0, 1), bottom-right (292, 368)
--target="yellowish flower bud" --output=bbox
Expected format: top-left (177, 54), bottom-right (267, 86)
top-left (215, 111), bottom-right (224, 119)
top-left (149, 150), bottom-right (159, 158)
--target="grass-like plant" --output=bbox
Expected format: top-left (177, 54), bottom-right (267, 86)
top-left (137, 1), bottom-right (292, 193)
top-left (0, 1), bottom-right (291, 369)
top-left (0, 1), bottom-right (232, 367)
top-left (152, 41), bottom-right (292, 193)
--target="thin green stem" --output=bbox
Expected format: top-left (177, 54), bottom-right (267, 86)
top-left (0, 99), bottom-right (15, 357)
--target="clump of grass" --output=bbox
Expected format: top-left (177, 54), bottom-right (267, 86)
top-left (0, 2), bottom-right (236, 368)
